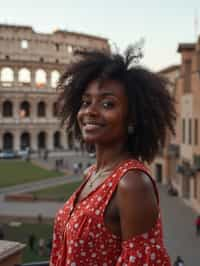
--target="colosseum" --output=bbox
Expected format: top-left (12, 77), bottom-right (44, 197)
top-left (0, 24), bottom-right (109, 155)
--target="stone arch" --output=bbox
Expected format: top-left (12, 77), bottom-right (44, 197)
top-left (35, 69), bottom-right (47, 88)
top-left (53, 102), bottom-right (58, 117)
top-left (19, 101), bottom-right (30, 117)
top-left (53, 131), bottom-right (61, 149)
top-left (3, 100), bottom-right (13, 117)
top-left (38, 131), bottom-right (46, 149)
top-left (20, 132), bottom-right (30, 150)
top-left (37, 101), bottom-right (46, 117)
top-left (3, 132), bottom-right (13, 150)
top-left (51, 70), bottom-right (60, 88)
top-left (18, 68), bottom-right (31, 83)
top-left (0, 67), bottom-right (14, 85)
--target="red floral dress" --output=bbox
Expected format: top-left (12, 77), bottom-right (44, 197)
top-left (50, 159), bottom-right (171, 266)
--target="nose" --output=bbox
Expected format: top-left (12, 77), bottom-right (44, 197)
top-left (85, 101), bottom-right (99, 116)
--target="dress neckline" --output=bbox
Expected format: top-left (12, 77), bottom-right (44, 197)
top-left (73, 158), bottom-right (133, 209)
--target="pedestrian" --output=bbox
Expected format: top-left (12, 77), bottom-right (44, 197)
top-left (0, 224), bottom-right (4, 240)
top-left (43, 149), bottom-right (48, 161)
top-left (38, 237), bottom-right (45, 256)
top-left (195, 215), bottom-right (200, 236)
top-left (50, 46), bottom-right (175, 265)
top-left (78, 162), bottom-right (83, 173)
top-left (73, 162), bottom-right (78, 174)
top-left (28, 233), bottom-right (36, 251)
top-left (173, 255), bottom-right (184, 266)
top-left (55, 159), bottom-right (59, 171)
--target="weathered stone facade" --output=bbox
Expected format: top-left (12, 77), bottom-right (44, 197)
top-left (152, 38), bottom-right (200, 212)
top-left (150, 65), bottom-right (180, 185)
top-left (0, 24), bottom-right (109, 153)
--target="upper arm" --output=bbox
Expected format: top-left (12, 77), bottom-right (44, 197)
top-left (116, 170), bottom-right (159, 241)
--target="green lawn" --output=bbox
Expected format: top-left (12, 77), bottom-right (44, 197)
top-left (2, 222), bottom-right (53, 263)
top-left (31, 180), bottom-right (82, 201)
top-left (0, 160), bottom-right (63, 188)
top-left (1, 181), bottom-right (82, 263)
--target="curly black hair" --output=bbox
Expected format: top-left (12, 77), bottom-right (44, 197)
top-left (57, 46), bottom-right (176, 163)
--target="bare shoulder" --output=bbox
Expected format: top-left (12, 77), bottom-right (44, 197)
top-left (118, 169), bottom-right (157, 197)
top-left (116, 169), bottom-right (159, 240)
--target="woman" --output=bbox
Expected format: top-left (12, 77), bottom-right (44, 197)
top-left (50, 47), bottom-right (176, 265)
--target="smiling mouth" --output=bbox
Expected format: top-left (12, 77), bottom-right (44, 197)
top-left (82, 122), bottom-right (104, 130)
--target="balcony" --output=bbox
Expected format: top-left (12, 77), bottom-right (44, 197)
top-left (167, 144), bottom-right (180, 158)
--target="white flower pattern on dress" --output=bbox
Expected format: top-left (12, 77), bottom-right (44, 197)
top-left (50, 160), bottom-right (171, 266)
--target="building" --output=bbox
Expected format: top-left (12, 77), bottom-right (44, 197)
top-left (153, 37), bottom-right (200, 212)
top-left (0, 24), bottom-right (109, 154)
top-left (151, 65), bottom-right (180, 185)
top-left (174, 40), bottom-right (200, 210)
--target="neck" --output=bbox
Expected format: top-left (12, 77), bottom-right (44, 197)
top-left (94, 142), bottom-right (130, 171)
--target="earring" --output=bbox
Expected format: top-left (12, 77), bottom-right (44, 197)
top-left (128, 124), bottom-right (134, 134)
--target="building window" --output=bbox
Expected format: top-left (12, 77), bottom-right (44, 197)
top-left (67, 45), bottom-right (73, 54)
top-left (3, 101), bottom-right (13, 117)
top-left (38, 132), bottom-right (46, 149)
top-left (21, 40), bottom-right (28, 49)
top-left (18, 68), bottom-right (31, 84)
top-left (37, 102), bottom-right (46, 117)
top-left (55, 43), bottom-right (60, 51)
top-left (3, 132), bottom-right (13, 150)
top-left (182, 118), bottom-right (185, 144)
top-left (20, 132), bottom-right (30, 150)
top-left (35, 69), bottom-right (47, 88)
top-left (188, 118), bottom-right (192, 145)
top-left (0, 67), bottom-right (14, 85)
top-left (53, 102), bottom-right (58, 117)
top-left (54, 131), bottom-right (61, 149)
top-left (184, 60), bottom-right (191, 93)
top-left (51, 70), bottom-right (60, 88)
top-left (20, 101), bottom-right (30, 117)
top-left (194, 118), bottom-right (198, 145)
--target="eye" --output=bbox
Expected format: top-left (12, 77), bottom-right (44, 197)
top-left (81, 99), bottom-right (90, 108)
top-left (102, 100), bottom-right (114, 109)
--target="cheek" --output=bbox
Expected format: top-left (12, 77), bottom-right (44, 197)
top-left (77, 111), bottom-right (82, 127)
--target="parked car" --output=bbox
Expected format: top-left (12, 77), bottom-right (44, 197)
top-left (0, 150), bottom-right (17, 159)
top-left (17, 149), bottom-right (28, 158)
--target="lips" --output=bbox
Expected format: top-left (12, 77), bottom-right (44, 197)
top-left (82, 121), bottom-right (104, 131)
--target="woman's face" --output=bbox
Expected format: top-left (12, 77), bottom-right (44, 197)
top-left (77, 79), bottom-right (129, 145)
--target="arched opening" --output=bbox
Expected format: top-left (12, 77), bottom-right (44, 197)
top-left (38, 132), bottom-right (46, 149)
top-left (19, 101), bottom-right (30, 118)
top-left (3, 101), bottom-right (13, 117)
top-left (18, 68), bottom-right (31, 84)
top-left (3, 132), bottom-right (13, 150)
top-left (20, 132), bottom-right (30, 150)
top-left (1, 67), bottom-right (14, 86)
top-left (37, 101), bottom-right (46, 117)
top-left (51, 70), bottom-right (60, 88)
top-left (53, 102), bottom-right (58, 117)
top-left (54, 131), bottom-right (61, 149)
top-left (35, 69), bottom-right (47, 88)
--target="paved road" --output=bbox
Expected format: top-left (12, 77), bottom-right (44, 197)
top-left (0, 159), bottom-right (200, 265)
top-left (0, 174), bottom-right (81, 218)
top-left (159, 184), bottom-right (200, 265)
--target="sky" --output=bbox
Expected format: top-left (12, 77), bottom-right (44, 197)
top-left (0, 0), bottom-right (200, 71)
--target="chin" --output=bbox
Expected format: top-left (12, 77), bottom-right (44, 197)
top-left (82, 134), bottom-right (101, 144)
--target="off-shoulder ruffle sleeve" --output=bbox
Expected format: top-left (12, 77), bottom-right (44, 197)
top-left (116, 230), bottom-right (171, 265)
